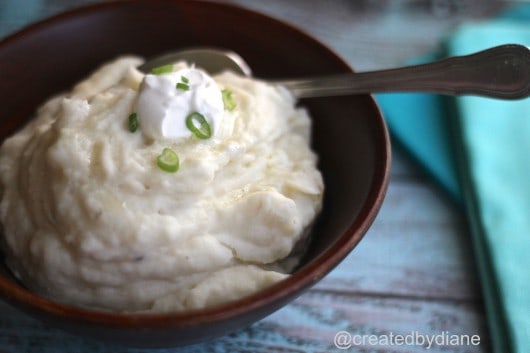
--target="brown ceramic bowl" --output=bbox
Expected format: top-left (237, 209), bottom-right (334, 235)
top-left (0, 0), bottom-right (390, 348)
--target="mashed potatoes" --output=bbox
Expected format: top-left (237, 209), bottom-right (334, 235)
top-left (0, 57), bottom-right (323, 312)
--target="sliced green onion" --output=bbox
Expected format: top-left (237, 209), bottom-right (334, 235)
top-left (186, 112), bottom-right (212, 139)
top-left (151, 64), bottom-right (173, 75)
top-left (176, 82), bottom-right (190, 91)
top-left (222, 89), bottom-right (236, 111)
top-left (128, 113), bottom-right (139, 133)
top-left (176, 76), bottom-right (190, 91)
top-left (156, 148), bottom-right (180, 173)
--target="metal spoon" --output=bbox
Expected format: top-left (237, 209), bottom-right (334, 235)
top-left (139, 44), bottom-right (530, 100)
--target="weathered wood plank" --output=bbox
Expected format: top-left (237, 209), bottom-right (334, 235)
top-left (259, 290), bottom-right (489, 353)
top-left (316, 173), bottom-right (480, 301)
top-left (0, 290), bottom-right (490, 353)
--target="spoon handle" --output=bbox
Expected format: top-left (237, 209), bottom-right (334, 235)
top-left (279, 44), bottom-right (530, 100)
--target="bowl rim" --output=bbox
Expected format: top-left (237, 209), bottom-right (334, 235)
top-left (0, 0), bottom-right (391, 329)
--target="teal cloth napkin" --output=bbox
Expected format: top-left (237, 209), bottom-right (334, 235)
top-left (377, 6), bottom-right (530, 353)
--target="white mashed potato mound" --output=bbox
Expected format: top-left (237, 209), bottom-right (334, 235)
top-left (0, 57), bottom-right (323, 312)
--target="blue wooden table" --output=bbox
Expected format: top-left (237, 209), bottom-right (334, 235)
top-left (0, 1), bottom-right (513, 352)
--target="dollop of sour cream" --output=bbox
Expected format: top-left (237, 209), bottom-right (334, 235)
top-left (136, 65), bottom-right (224, 140)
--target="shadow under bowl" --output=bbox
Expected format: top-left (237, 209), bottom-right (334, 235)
top-left (0, 0), bottom-right (391, 348)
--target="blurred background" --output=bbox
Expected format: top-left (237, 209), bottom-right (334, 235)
top-left (0, 0), bottom-right (521, 69)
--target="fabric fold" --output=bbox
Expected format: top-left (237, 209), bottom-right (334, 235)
top-left (376, 5), bottom-right (530, 353)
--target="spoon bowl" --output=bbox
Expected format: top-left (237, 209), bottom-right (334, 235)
top-left (139, 47), bottom-right (252, 76)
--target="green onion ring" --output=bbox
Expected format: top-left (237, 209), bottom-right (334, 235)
top-left (222, 89), bottom-right (236, 111)
top-left (186, 112), bottom-right (212, 139)
top-left (157, 148), bottom-right (180, 173)
top-left (176, 82), bottom-right (190, 91)
top-left (151, 64), bottom-right (173, 75)
top-left (128, 113), bottom-right (139, 133)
